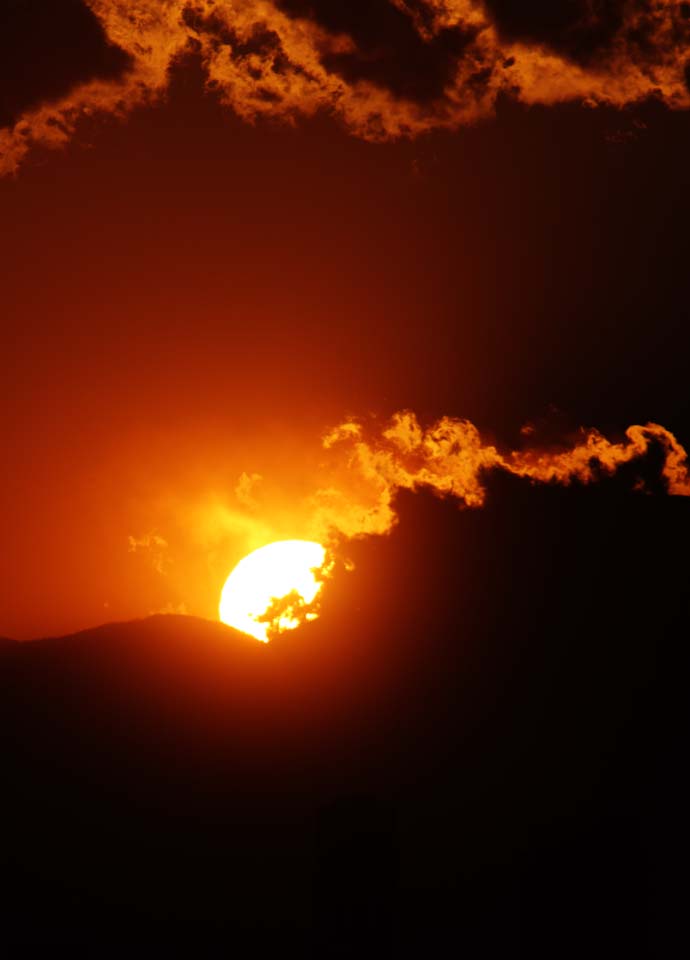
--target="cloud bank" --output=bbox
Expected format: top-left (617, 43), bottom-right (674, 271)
top-left (308, 411), bottom-right (690, 540)
top-left (2, 0), bottom-right (689, 173)
top-left (122, 411), bottom-right (689, 619)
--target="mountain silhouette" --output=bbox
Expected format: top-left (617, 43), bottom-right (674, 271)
top-left (1, 480), bottom-right (686, 956)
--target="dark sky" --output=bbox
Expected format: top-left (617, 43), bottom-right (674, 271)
top-left (1, 0), bottom-right (690, 637)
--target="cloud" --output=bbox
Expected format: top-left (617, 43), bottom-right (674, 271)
top-left (128, 532), bottom-right (172, 575)
top-left (119, 411), bottom-right (687, 618)
top-left (2, 0), bottom-right (689, 174)
top-left (234, 472), bottom-right (263, 509)
top-left (152, 601), bottom-right (189, 615)
top-left (0, 0), bottom-right (131, 129)
top-left (309, 410), bottom-right (690, 541)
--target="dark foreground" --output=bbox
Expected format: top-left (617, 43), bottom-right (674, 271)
top-left (1, 478), bottom-right (686, 957)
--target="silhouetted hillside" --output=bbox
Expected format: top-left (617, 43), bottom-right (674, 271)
top-left (1, 481), bottom-right (686, 956)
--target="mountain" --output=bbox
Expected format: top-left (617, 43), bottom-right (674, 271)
top-left (1, 481), bottom-right (686, 956)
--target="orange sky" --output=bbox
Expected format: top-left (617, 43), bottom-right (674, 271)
top-left (2, 2), bottom-right (690, 638)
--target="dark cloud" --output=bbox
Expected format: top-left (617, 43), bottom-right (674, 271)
top-left (484, 0), bottom-right (626, 65)
top-left (276, 0), bottom-right (481, 102)
top-left (182, 7), bottom-right (295, 87)
top-left (1, 1), bottom-right (689, 174)
top-left (0, 0), bottom-right (131, 128)
top-left (183, 7), bottom-right (281, 58)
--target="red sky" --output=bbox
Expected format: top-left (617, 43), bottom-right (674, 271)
top-left (2, 2), bottom-right (690, 638)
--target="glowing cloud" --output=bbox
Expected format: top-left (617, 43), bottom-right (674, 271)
top-left (122, 411), bottom-right (689, 621)
top-left (309, 411), bottom-right (690, 542)
top-left (2, 0), bottom-right (690, 174)
top-left (127, 532), bottom-right (172, 575)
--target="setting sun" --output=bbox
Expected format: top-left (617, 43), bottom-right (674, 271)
top-left (219, 540), bottom-right (328, 642)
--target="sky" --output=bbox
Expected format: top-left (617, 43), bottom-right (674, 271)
top-left (2, 0), bottom-right (690, 639)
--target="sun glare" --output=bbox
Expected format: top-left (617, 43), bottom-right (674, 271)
top-left (219, 540), bottom-right (328, 642)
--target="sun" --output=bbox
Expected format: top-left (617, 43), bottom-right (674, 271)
top-left (219, 540), bottom-right (328, 642)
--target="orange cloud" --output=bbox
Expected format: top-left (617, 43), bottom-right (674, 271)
top-left (234, 472), bottom-right (263, 510)
top-left (127, 531), bottom-right (172, 574)
top-left (119, 411), bottom-right (688, 619)
top-left (309, 411), bottom-right (690, 541)
top-left (2, 0), bottom-right (689, 174)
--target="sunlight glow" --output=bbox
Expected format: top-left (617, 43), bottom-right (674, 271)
top-left (219, 540), bottom-right (328, 642)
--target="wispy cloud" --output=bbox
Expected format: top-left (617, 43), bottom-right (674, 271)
top-left (128, 532), bottom-right (172, 575)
